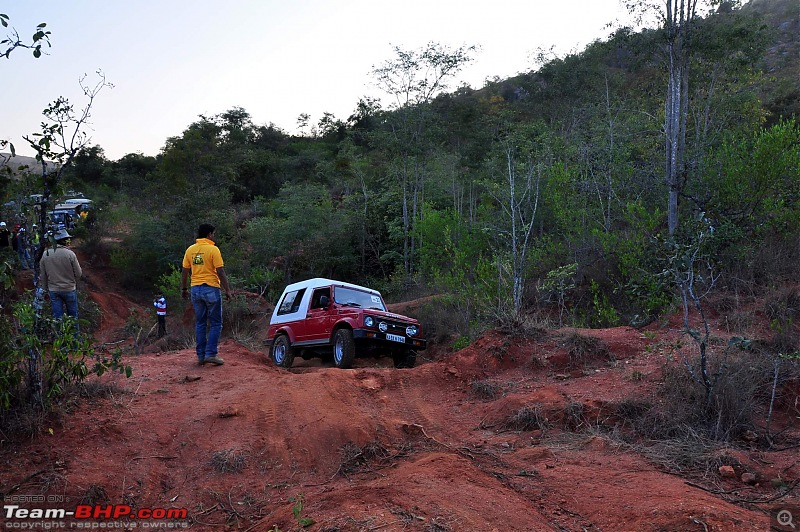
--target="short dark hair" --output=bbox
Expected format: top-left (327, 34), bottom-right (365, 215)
top-left (197, 223), bottom-right (215, 239)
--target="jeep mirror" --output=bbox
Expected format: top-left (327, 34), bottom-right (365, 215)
top-left (319, 295), bottom-right (329, 309)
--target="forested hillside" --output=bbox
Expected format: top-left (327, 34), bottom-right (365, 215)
top-left (3, 0), bottom-right (799, 336)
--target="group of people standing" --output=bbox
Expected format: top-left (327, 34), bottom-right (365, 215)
top-left (2, 218), bottom-right (232, 368)
top-left (0, 221), bottom-right (40, 270)
top-left (1, 220), bottom-right (83, 326)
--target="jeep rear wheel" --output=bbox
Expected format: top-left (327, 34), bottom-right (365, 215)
top-left (333, 329), bottom-right (355, 369)
top-left (272, 335), bottom-right (294, 368)
top-left (393, 349), bottom-right (416, 369)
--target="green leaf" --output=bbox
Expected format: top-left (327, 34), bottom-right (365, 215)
top-left (298, 517), bottom-right (315, 527)
top-left (728, 337), bottom-right (752, 350)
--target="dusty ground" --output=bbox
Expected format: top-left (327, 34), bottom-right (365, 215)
top-left (1, 261), bottom-right (799, 531)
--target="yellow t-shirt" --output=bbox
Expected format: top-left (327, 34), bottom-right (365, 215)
top-left (182, 238), bottom-right (224, 288)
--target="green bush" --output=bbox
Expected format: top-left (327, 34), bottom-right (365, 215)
top-left (1, 302), bottom-right (132, 425)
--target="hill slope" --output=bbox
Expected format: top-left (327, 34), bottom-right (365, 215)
top-left (1, 273), bottom-right (797, 530)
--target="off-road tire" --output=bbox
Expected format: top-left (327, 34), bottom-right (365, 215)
top-left (333, 329), bottom-right (355, 369)
top-left (272, 335), bottom-right (294, 368)
top-left (393, 350), bottom-right (417, 369)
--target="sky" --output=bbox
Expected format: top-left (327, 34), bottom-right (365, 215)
top-left (2, 0), bottom-right (634, 161)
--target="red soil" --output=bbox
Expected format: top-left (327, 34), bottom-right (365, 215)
top-left (1, 264), bottom-right (798, 531)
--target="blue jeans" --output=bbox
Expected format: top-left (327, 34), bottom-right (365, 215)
top-left (18, 248), bottom-right (32, 269)
top-left (50, 290), bottom-right (79, 331)
top-left (191, 285), bottom-right (223, 361)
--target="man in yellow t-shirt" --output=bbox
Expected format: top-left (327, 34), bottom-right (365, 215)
top-left (181, 223), bottom-right (232, 366)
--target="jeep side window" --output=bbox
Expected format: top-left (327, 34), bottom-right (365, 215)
top-left (310, 287), bottom-right (331, 310)
top-left (277, 288), bottom-right (307, 315)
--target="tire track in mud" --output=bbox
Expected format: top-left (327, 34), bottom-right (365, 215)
top-left (383, 372), bottom-right (430, 429)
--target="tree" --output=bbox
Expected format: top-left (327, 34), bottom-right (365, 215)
top-left (663, 0), bottom-right (701, 236)
top-left (1, 13), bottom-right (51, 60)
top-left (370, 42), bottom-right (477, 279)
top-left (0, 13), bottom-right (52, 161)
top-left (23, 72), bottom-right (113, 238)
top-left (243, 183), bottom-right (356, 282)
top-left (626, 0), bottom-right (721, 235)
top-left (19, 71), bottom-right (112, 404)
top-left (486, 119), bottom-right (550, 316)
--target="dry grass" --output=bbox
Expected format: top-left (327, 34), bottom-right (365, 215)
top-left (503, 405), bottom-right (551, 432)
top-left (210, 449), bottom-right (247, 474)
top-left (336, 441), bottom-right (397, 477)
top-left (470, 380), bottom-right (503, 401)
top-left (561, 331), bottom-right (612, 367)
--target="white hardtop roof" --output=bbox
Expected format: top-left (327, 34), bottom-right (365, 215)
top-left (283, 277), bottom-right (381, 296)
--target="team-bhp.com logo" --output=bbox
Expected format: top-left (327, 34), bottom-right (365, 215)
top-left (4, 504), bottom-right (188, 527)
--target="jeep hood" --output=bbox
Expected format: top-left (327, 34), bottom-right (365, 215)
top-left (362, 309), bottom-right (420, 324)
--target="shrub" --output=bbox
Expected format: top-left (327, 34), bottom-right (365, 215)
top-left (634, 353), bottom-right (773, 442)
top-left (470, 380), bottom-right (503, 401)
top-left (561, 331), bottom-right (612, 367)
top-left (210, 449), bottom-right (247, 473)
top-left (764, 286), bottom-right (800, 354)
top-left (1, 301), bottom-right (132, 433)
top-left (504, 405), bottom-right (550, 432)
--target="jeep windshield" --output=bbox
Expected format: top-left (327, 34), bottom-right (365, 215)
top-left (333, 286), bottom-right (386, 311)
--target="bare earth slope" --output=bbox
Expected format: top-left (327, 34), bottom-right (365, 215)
top-left (1, 270), bottom-right (798, 531)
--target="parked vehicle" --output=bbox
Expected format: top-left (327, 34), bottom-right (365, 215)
top-left (63, 198), bottom-right (92, 210)
top-left (266, 278), bottom-right (426, 369)
top-left (47, 206), bottom-right (77, 230)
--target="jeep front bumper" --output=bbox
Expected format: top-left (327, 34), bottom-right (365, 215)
top-left (353, 328), bottom-right (427, 350)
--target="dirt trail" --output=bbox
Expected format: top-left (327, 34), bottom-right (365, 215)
top-left (1, 262), bottom-right (798, 531)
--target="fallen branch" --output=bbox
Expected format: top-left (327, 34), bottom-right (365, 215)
top-left (0, 469), bottom-right (48, 497)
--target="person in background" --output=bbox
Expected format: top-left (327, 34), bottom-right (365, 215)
top-left (0, 222), bottom-right (9, 248)
top-left (181, 223), bottom-right (232, 367)
top-left (39, 229), bottom-right (83, 327)
top-left (29, 224), bottom-right (41, 255)
top-left (11, 224), bottom-right (18, 255)
top-left (16, 227), bottom-right (32, 269)
top-left (153, 293), bottom-right (167, 338)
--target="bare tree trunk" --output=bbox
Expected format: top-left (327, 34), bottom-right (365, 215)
top-left (500, 146), bottom-right (542, 315)
top-left (664, 0), bottom-right (699, 236)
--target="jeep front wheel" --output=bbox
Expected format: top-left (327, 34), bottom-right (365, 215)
top-left (333, 329), bottom-right (355, 369)
top-left (272, 335), bottom-right (294, 368)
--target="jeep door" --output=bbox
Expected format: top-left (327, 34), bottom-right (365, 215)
top-left (301, 286), bottom-right (333, 343)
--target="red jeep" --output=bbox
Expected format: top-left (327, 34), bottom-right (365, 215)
top-left (265, 278), bottom-right (426, 369)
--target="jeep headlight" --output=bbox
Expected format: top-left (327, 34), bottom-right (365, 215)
top-left (364, 316), bottom-right (374, 327)
top-left (406, 325), bottom-right (418, 337)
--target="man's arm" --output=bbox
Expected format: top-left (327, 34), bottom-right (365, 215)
top-left (217, 267), bottom-right (232, 300)
top-left (181, 267), bottom-right (191, 300)
top-left (72, 252), bottom-right (83, 281)
top-left (39, 260), bottom-right (48, 292)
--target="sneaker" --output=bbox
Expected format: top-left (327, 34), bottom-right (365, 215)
top-left (204, 356), bottom-right (224, 366)
top-left (198, 358), bottom-right (206, 366)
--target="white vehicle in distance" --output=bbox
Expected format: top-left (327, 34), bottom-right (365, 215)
top-left (63, 198), bottom-right (93, 208)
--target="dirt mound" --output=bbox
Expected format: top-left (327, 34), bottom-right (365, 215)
top-left (1, 263), bottom-right (798, 531)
